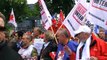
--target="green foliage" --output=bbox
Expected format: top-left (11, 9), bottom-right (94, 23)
top-left (45, 0), bottom-right (75, 16)
top-left (0, 0), bottom-right (40, 31)
top-left (0, 0), bottom-right (27, 22)
top-left (0, 0), bottom-right (40, 23)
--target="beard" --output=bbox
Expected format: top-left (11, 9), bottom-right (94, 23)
top-left (20, 41), bottom-right (27, 48)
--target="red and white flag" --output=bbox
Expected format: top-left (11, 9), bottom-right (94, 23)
top-left (49, 52), bottom-right (56, 60)
top-left (8, 8), bottom-right (17, 27)
top-left (48, 18), bottom-right (58, 33)
top-left (38, 0), bottom-right (52, 30)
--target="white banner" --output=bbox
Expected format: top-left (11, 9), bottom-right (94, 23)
top-left (86, 0), bottom-right (107, 30)
top-left (63, 0), bottom-right (89, 37)
top-left (38, 0), bottom-right (52, 30)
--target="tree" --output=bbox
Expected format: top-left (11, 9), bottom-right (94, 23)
top-left (45, 0), bottom-right (75, 16)
top-left (0, 0), bottom-right (40, 23)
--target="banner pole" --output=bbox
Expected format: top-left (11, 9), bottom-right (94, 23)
top-left (50, 26), bottom-right (58, 44)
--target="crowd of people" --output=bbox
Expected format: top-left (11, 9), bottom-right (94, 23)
top-left (0, 12), bottom-right (107, 60)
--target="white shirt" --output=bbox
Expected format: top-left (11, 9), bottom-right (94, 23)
top-left (33, 38), bottom-right (44, 55)
top-left (18, 45), bottom-right (34, 59)
top-left (43, 42), bottom-right (50, 49)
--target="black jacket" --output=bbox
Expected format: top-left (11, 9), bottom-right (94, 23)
top-left (40, 41), bottom-right (57, 60)
top-left (0, 41), bottom-right (23, 60)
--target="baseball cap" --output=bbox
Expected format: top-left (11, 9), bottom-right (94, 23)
top-left (74, 25), bottom-right (91, 35)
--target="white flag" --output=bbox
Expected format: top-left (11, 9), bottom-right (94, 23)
top-left (8, 8), bottom-right (17, 27)
top-left (86, 0), bottom-right (107, 30)
top-left (38, 0), bottom-right (52, 30)
top-left (63, 0), bottom-right (89, 37)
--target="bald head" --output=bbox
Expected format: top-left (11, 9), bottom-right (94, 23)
top-left (58, 28), bottom-right (70, 38)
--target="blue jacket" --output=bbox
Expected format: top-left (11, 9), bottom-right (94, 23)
top-left (56, 40), bottom-right (78, 60)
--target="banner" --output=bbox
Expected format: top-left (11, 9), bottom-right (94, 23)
top-left (8, 8), bottom-right (17, 27)
top-left (63, 0), bottom-right (88, 37)
top-left (86, 0), bottom-right (107, 30)
top-left (38, 0), bottom-right (52, 30)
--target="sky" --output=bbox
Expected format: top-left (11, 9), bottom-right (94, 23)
top-left (27, 0), bottom-right (38, 4)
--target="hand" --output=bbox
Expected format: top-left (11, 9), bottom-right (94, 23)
top-left (63, 45), bottom-right (72, 55)
top-left (90, 56), bottom-right (98, 60)
top-left (31, 56), bottom-right (37, 60)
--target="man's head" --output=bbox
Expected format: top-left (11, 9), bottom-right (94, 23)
top-left (44, 30), bottom-right (54, 43)
top-left (74, 25), bottom-right (91, 42)
top-left (57, 28), bottom-right (70, 45)
top-left (98, 28), bottom-right (105, 40)
top-left (105, 30), bottom-right (107, 41)
top-left (33, 27), bottom-right (42, 38)
top-left (0, 12), bottom-right (5, 42)
top-left (21, 33), bottom-right (32, 48)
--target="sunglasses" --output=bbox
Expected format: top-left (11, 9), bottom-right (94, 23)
top-left (0, 26), bottom-right (6, 31)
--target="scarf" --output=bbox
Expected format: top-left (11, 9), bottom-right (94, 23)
top-left (76, 36), bottom-right (91, 60)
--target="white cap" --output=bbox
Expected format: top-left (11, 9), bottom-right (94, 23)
top-left (74, 25), bottom-right (91, 35)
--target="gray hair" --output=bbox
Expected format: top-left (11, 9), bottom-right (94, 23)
top-left (58, 28), bottom-right (70, 38)
top-left (44, 30), bottom-right (54, 41)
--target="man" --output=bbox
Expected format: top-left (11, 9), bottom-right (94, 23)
top-left (0, 12), bottom-right (23, 60)
top-left (32, 27), bottom-right (44, 59)
top-left (39, 30), bottom-right (57, 60)
top-left (56, 28), bottom-right (78, 60)
top-left (72, 25), bottom-right (107, 60)
top-left (18, 33), bottom-right (38, 60)
top-left (33, 27), bottom-right (42, 39)
top-left (105, 30), bottom-right (107, 42)
top-left (97, 28), bottom-right (105, 41)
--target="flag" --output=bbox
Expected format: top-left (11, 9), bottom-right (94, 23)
top-left (38, 0), bottom-right (52, 30)
top-left (55, 10), bottom-right (65, 34)
top-left (94, 25), bottom-right (99, 34)
top-left (57, 10), bottom-right (65, 29)
top-left (75, 0), bottom-right (78, 4)
top-left (58, 10), bottom-right (65, 23)
top-left (48, 18), bottom-right (58, 33)
top-left (49, 52), bottom-right (56, 60)
top-left (86, 0), bottom-right (107, 30)
top-left (62, 0), bottom-right (89, 37)
top-left (8, 8), bottom-right (17, 27)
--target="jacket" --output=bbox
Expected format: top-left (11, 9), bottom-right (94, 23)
top-left (56, 40), bottom-right (78, 60)
top-left (70, 33), bottom-right (107, 60)
top-left (0, 41), bottom-right (23, 60)
top-left (39, 41), bottom-right (57, 60)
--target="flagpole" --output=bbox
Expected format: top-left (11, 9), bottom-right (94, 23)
top-left (55, 22), bottom-right (63, 36)
top-left (54, 10), bottom-right (65, 36)
top-left (39, 0), bottom-right (58, 44)
top-left (50, 26), bottom-right (58, 44)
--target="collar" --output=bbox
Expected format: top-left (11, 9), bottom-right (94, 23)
top-left (90, 36), bottom-right (97, 47)
top-left (44, 42), bottom-right (50, 49)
